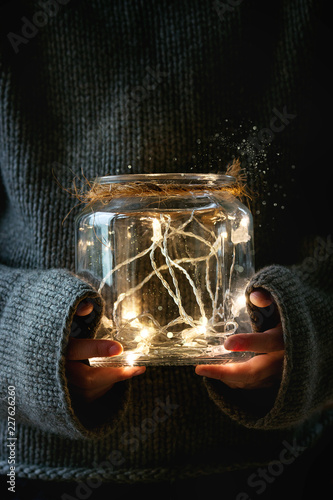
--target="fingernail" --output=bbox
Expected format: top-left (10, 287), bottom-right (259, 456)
top-left (132, 367), bottom-right (146, 376)
top-left (250, 290), bottom-right (272, 308)
top-left (195, 367), bottom-right (211, 377)
top-left (76, 299), bottom-right (94, 317)
top-left (108, 343), bottom-right (123, 356)
top-left (249, 291), bottom-right (263, 305)
top-left (224, 337), bottom-right (245, 351)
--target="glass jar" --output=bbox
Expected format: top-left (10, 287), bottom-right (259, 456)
top-left (75, 173), bottom-right (254, 366)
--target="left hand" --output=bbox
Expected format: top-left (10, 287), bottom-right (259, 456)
top-left (195, 289), bottom-right (285, 389)
top-left (66, 299), bottom-right (146, 403)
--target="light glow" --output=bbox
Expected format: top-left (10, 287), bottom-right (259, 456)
top-left (151, 218), bottom-right (162, 243)
top-left (236, 294), bottom-right (246, 308)
top-left (240, 215), bottom-right (249, 227)
top-left (126, 352), bottom-right (138, 366)
top-left (96, 212), bottom-right (247, 363)
top-left (198, 316), bottom-right (208, 334)
top-left (140, 328), bottom-right (150, 338)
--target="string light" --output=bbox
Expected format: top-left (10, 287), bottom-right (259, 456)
top-left (91, 212), bottom-right (251, 364)
top-left (76, 178), bottom-right (254, 366)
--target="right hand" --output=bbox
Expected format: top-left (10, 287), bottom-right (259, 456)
top-left (65, 338), bottom-right (146, 403)
top-left (195, 289), bottom-right (284, 389)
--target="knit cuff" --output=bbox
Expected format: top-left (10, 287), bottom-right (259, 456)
top-left (0, 267), bottom-right (130, 439)
top-left (204, 264), bottom-right (329, 429)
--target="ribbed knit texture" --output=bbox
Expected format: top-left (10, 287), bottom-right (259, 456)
top-left (0, 0), bottom-right (332, 485)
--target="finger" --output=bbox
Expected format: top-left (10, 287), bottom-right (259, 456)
top-left (75, 299), bottom-right (94, 317)
top-left (224, 326), bottom-right (284, 353)
top-left (66, 338), bottom-right (123, 360)
top-left (195, 351), bottom-right (284, 389)
top-left (249, 288), bottom-right (273, 308)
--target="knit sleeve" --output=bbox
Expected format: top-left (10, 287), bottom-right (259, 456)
top-left (203, 249), bottom-right (333, 429)
top-left (0, 264), bottom-right (130, 439)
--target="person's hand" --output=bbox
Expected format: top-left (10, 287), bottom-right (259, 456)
top-left (66, 299), bottom-right (146, 403)
top-left (195, 289), bottom-right (285, 389)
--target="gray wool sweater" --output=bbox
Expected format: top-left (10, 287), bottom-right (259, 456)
top-left (0, 0), bottom-right (332, 486)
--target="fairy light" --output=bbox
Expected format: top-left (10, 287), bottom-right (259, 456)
top-left (198, 316), bottom-right (208, 334)
top-left (240, 215), bottom-right (249, 227)
top-left (232, 215), bottom-right (251, 244)
top-left (232, 293), bottom-right (247, 317)
top-left (236, 294), bottom-right (246, 308)
top-left (151, 218), bottom-right (162, 243)
top-left (123, 309), bottom-right (138, 321)
top-left (140, 328), bottom-right (150, 338)
top-left (90, 211), bottom-right (252, 365)
top-left (126, 352), bottom-right (138, 366)
top-left (107, 214), bottom-right (241, 352)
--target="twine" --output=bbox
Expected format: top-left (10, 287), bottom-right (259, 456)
top-left (71, 159), bottom-right (250, 209)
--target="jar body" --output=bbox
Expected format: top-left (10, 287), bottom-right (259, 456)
top-left (75, 174), bottom-right (255, 366)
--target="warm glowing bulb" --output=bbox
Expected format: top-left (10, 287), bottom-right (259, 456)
top-left (198, 316), bottom-right (208, 334)
top-left (123, 310), bottom-right (137, 321)
top-left (126, 352), bottom-right (138, 366)
top-left (240, 216), bottom-right (249, 227)
top-left (236, 294), bottom-right (246, 308)
top-left (151, 218), bottom-right (162, 243)
top-left (122, 309), bottom-right (142, 328)
top-left (140, 328), bottom-right (150, 338)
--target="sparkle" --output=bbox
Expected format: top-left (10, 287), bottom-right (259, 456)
top-left (126, 352), bottom-right (138, 366)
top-left (140, 328), bottom-right (150, 338)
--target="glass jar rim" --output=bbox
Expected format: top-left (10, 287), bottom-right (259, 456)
top-left (96, 173), bottom-right (235, 186)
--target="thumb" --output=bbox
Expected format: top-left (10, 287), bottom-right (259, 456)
top-left (247, 288), bottom-right (281, 332)
top-left (75, 299), bottom-right (95, 317)
top-left (249, 288), bottom-right (273, 308)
